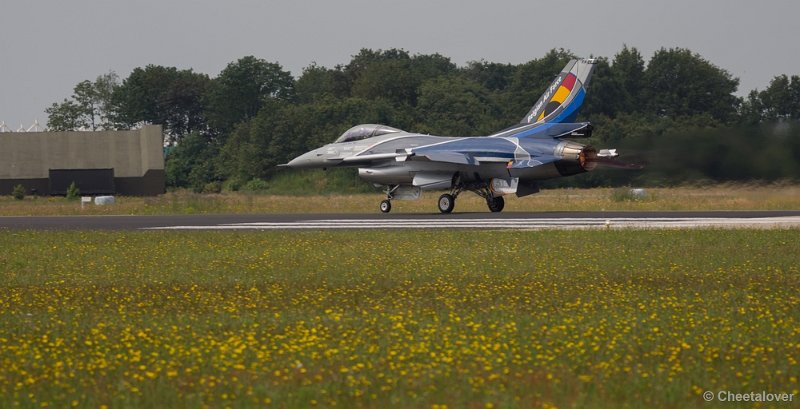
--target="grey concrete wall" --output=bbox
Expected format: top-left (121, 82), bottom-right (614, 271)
top-left (0, 125), bottom-right (163, 179)
top-left (0, 125), bottom-right (165, 196)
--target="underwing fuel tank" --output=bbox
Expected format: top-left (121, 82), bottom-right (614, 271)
top-left (358, 167), bottom-right (413, 185)
top-left (489, 178), bottom-right (519, 197)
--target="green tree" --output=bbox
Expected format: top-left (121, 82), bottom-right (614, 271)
top-left (73, 81), bottom-right (101, 129)
top-left (295, 63), bottom-right (338, 104)
top-left (581, 45), bottom-right (646, 120)
top-left (642, 48), bottom-right (740, 121)
top-left (611, 46), bottom-right (646, 113)
top-left (461, 60), bottom-right (514, 91)
top-left (416, 76), bottom-right (502, 135)
top-left (738, 75), bottom-right (800, 123)
top-left (205, 56), bottom-right (294, 134)
top-left (215, 121), bottom-right (258, 184)
top-left (93, 71), bottom-right (120, 124)
top-left (160, 70), bottom-right (211, 138)
top-left (344, 48), bottom-right (411, 84)
top-left (111, 66), bottom-right (210, 143)
top-left (46, 99), bottom-right (88, 131)
top-left (46, 72), bottom-right (120, 131)
top-left (757, 75), bottom-right (800, 121)
top-left (409, 53), bottom-right (457, 82)
top-left (165, 132), bottom-right (220, 190)
top-left (739, 90), bottom-right (766, 124)
top-left (345, 49), bottom-right (456, 108)
top-left (583, 57), bottom-right (627, 118)
top-left (351, 57), bottom-right (418, 106)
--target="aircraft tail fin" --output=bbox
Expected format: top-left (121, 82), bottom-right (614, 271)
top-left (521, 58), bottom-right (598, 125)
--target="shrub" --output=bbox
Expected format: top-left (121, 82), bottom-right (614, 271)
top-left (201, 181), bottom-right (222, 194)
top-left (65, 182), bottom-right (80, 200)
top-left (242, 178), bottom-right (268, 192)
top-left (11, 184), bottom-right (26, 200)
top-left (222, 178), bottom-right (243, 192)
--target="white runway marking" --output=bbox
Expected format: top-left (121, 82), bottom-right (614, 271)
top-left (146, 216), bottom-right (800, 230)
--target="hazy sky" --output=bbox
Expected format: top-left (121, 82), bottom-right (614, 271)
top-left (1, 0), bottom-right (798, 127)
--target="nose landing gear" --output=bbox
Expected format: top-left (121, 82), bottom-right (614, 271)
top-left (379, 185), bottom-right (400, 213)
top-left (379, 199), bottom-right (392, 213)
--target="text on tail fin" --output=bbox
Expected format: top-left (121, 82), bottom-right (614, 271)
top-left (522, 58), bottom-right (597, 125)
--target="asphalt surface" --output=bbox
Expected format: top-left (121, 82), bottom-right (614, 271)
top-left (1, 211), bottom-right (800, 231)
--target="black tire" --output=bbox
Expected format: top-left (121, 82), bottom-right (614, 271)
top-left (438, 194), bottom-right (455, 214)
top-left (380, 200), bottom-right (392, 213)
top-left (487, 196), bottom-right (505, 212)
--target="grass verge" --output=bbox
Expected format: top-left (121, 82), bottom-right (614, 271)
top-left (1, 229), bottom-right (798, 408)
top-left (1, 183), bottom-right (800, 216)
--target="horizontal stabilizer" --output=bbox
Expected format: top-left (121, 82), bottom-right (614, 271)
top-left (546, 122), bottom-right (593, 138)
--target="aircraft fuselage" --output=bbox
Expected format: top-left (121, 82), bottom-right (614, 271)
top-left (283, 58), bottom-right (618, 213)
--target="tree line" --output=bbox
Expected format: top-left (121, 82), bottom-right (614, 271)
top-left (46, 47), bottom-right (800, 191)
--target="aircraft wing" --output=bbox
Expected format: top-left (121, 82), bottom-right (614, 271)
top-left (339, 150), bottom-right (480, 166)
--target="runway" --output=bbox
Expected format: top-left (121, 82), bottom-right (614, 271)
top-left (1, 211), bottom-right (800, 231)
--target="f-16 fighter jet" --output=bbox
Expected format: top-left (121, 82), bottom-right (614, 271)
top-left (285, 58), bottom-right (621, 213)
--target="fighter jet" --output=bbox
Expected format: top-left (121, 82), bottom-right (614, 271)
top-left (285, 58), bottom-right (621, 213)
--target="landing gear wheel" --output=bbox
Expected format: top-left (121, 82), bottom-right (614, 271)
top-left (487, 196), bottom-right (505, 213)
top-left (438, 194), bottom-right (455, 214)
top-left (380, 200), bottom-right (392, 213)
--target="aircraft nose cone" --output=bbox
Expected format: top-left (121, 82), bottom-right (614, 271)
top-left (286, 151), bottom-right (319, 169)
top-left (286, 155), bottom-right (306, 169)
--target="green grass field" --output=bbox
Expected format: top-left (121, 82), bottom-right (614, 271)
top-left (1, 229), bottom-right (798, 408)
top-left (2, 183), bottom-right (800, 215)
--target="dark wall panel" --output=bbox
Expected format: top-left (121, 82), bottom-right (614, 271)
top-left (114, 169), bottom-right (166, 196)
top-left (0, 178), bottom-right (49, 196)
top-left (1, 169), bottom-right (165, 196)
top-left (49, 169), bottom-right (115, 195)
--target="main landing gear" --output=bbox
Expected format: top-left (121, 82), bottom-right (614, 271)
top-left (378, 182), bottom-right (506, 214)
top-left (438, 183), bottom-right (505, 214)
top-left (437, 194), bottom-right (455, 213)
top-left (487, 196), bottom-right (505, 213)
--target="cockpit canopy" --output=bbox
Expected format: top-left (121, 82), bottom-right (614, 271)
top-left (334, 124), bottom-right (404, 143)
